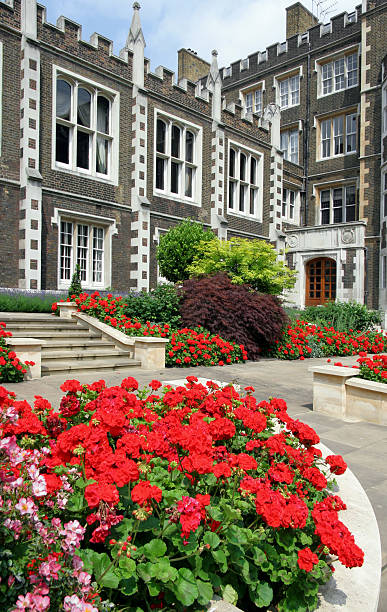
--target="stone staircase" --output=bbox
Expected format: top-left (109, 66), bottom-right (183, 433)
top-left (1, 313), bottom-right (141, 376)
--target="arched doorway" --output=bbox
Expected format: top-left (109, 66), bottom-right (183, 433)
top-left (305, 257), bottom-right (336, 306)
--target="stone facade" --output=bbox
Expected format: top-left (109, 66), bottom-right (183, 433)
top-left (0, 0), bottom-right (386, 313)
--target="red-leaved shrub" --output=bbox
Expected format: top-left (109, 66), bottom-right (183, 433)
top-left (179, 273), bottom-right (288, 359)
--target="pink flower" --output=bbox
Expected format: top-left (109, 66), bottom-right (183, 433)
top-left (15, 497), bottom-right (36, 516)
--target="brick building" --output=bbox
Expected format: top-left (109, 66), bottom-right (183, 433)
top-left (0, 0), bottom-right (386, 314)
top-left (203, 0), bottom-right (386, 311)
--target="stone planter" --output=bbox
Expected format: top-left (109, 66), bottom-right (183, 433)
top-left (310, 365), bottom-right (387, 425)
top-left (5, 337), bottom-right (44, 379)
top-left (57, 301), bottom-right (77, 319)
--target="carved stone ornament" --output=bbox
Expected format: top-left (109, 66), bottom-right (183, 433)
top-left (286, 234), bottom-right (298, 248)
top-left (341, 228), bottom-right (355, 244)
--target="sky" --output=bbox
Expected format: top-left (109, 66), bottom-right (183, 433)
top-left (43, 0), bottom-right (360, 72)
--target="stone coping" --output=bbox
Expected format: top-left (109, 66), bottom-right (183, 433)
top-left (346, 376), bottom-right (387, 393)
top-left (74, 313), bottom-right (136, 348)
top-left (309, 365), bottom-right (359, 379)
top-left (6, 337), bottom-right (46, 346)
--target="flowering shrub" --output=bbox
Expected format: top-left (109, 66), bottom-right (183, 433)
top-left (53, 293), bottom-right (246, 368)
top-left (166, 327), bottom-right (248, 367)
top-left (1, 376), bottom-right (364, 611)
top-left (273, 320), bottom-right (387, 361)
top-left (357, 353), bottom-right (387, 383)
top-left (0, 322), bottom-right (34, 383)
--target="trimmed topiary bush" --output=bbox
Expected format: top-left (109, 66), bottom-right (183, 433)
top-left (179, 273), bottom-right (288, 360)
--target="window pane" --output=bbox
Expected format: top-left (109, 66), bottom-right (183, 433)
top-left (346, 113), bottom-right (357, 153)
top-left (254, 89), bottom-right (262, 113)
top-left (77, 131), bottom-right (90, 169)
top-left (240, 153), bottom-right (246, 181)
top-left (56, 79), bottom-right (71, 120)
top-left (60, 221), bottom-right (73, 281)
top-left (97, 96), bottom-right (110, 134)
top-left (321, 190), bottom-right (330, 224)
top-left (185, 131), bottom-right (194, 162)
top-left (280, 80), bottom-right (288, 108)
top-left (384, 194), bottom-right (387, 217)
top-left (250, 157), bottom-right (257, 185)
top-left (290, 75), bottom-right (299, 105)
top-left (250, 188), bottom-right (257, 215)
top-left (333, 188), bottom-right (343, 223)
top-left (92, 227), bottom-right (104, 284)
top-left (321, 120), bottom-right (331, 158)
top-left (228, 181), bottom-right (235, 209)
top-left (56, 124), bottom-right (70, 164)
top-left (229, 149), bottom-right (235, 178)
top-left (239, 185), bottom-right (246, 212)
top-left (347, 53), bottom-right (358, 87)
top-left (333, 116), bottom-right (344, 155)
top-left (280, 132), bottom-right (289, 159)
top-left (171, 125), bottom-right (181, 158)
top-left (96, 136), bottom-right (109, 175)
top-left (77, 88), bottom-right (91, 127)
top-left (156, 120), bottom-right (166, 153)
top-left (245, 92), bottom-right (253, 113)
top-left (282, 188), bottom-right (288, 216)
top-left (322, 63), bottom-right (333, 94)
top-left (334, 58), bottom-right (345, 90)
top-left (156, 157), bottom-right (165, 190)
top-left (185, 166), bottom-right (193, 198)
top-left (345, 186), bottom-right (356, 221)
top-left (77, 225), bottom-right (88, 282)
top-left (171, 161), bottom-right (179, 193)
top-left (290, 130), bottom-right (298, 163)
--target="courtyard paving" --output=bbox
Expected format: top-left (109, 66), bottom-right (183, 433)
top-left (4, 355), bottom-right (386, 611)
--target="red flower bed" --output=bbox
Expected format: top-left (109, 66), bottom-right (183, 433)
top-left (0, 322), bottom-right (34, 382)
top-left (273, 320), bottom-right (387, 361)
top-left (332, 352), bottom-right (387, 384)
top-left (0, 377), bottom-right (364, 611)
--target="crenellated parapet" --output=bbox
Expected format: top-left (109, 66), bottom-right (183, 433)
top-left (221, 4), bottom-right (362, 89)
top-left (36, 4), bottom-right (133, 80)
top-left (145, 64), bottom-right (212, 115)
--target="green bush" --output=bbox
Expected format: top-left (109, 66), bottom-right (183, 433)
top-left (188, 237), bottom-right (296, 295)
top-left (0, 293), bottom-right (64, 313)
top-left (156, 219), bottom-right (215, 283)
top-left (302, 301), bottom-right (381, 333)
top-left (120, 284), bottom-right (182, 328)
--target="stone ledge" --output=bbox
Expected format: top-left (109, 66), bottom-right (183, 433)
top-left (346, 377), bottom-right (387, 393)
top-left (5, 337), bottom-right (45, 379)
top-left (309, 365), bottom-right (359, 379)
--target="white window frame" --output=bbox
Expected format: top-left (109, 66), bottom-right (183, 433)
top-left (318, 111), bottom-right (357, 160)
top-left (282, 187), bottom-right (300, 224)
top-left (274, 68), bottom-right (301, 110)
top-left (316, 48), bottom-right (359, 98)
top-left (319, 185), bottom-right (357, 225)
top-left (52, 66), bottom-right (119, 185)
top-left (240, 80), bottom-right (265, 115)
top-left (227, 139), bottom-right (263, 222)
top-left (51, 208), bottom-right (116, 291)
top-left (280, 128), bottom-right (299, 164)
top-left (153, 109), bottom-right (202, 207)
top-left (383, 84), bottom-right (387, 136)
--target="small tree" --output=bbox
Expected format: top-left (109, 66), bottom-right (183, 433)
top-left (156, 219), bottom-right (215, 284)
top-left (67, 264), bottom-right (83, 299)
top-left (187, 236), bottom-right (296, 295)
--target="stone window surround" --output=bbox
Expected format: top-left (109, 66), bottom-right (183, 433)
top-left (314, 45), bottom-right (360, 99)
top-left (315, 107), bottom-right (358, 161)
top-left (51, 65), bottom-right (120, 185)
top-left (227, 139), bottom-right (263, 222)
top-left (314, 181), bottom-right (358, 226)
top-left (51, 207), bottom-right (117, 291)
top-left (273, 66), bottom-right (302, 110)
top-left (153, 108), bottom-right (203, 207)
top-left (239, 79), bottom-right (265, 115)
top-left (282, 184), bottom-right (300, 225)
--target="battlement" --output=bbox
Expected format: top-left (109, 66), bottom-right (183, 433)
top-left (145, 61), bottom-right (212, 110)
top-left (221, 4), bottom-right (362, 89)
top-left (36, 3), bottom-right (133, 80)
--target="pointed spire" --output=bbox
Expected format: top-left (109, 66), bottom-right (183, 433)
top-left (126, 2), bottom-right (146, 51)
top-left (206, 50), bottom-right (221, 90)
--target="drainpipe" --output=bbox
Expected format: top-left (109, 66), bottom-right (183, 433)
top-left (364, 246), bottom-right (368, 305)
top-left (303, 43), bottom-right (311, 226)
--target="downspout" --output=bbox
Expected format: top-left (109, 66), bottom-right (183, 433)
top-left (303, 43), bottom-right (311, 226)
top-left (364, 246), bottom-right (368, 305)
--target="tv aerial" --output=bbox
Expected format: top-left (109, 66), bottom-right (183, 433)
top-left (311, 0), bottom-right (338, 21)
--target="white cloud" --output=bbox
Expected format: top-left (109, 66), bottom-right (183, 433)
top-left (44, 0), bottom-right (360, 72)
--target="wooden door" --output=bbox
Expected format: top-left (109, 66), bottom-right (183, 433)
top-left (305, 258), bottom-right (336, 306)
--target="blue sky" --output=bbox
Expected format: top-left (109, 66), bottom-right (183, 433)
top-left (43, 0), bottom-right (360, 72)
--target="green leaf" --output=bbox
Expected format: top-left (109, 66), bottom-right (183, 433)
top-left (75, 476), bottom-right (96, 489)
top-left (275, 529), bottom-right (297, 551)
top-left (299, 532), bottom-right (313, 547)
top-left (211, 549), bottom-right (228, 573)
top-left (137, 516), bottom-right (160, 532)
top-left (147, 581), bottom-right (161, 597)
top-left (120, 576), bottom-right (138, 596)
top-left (241, 560), bottom-right (258, 585)
top-left (250, 582), bottom-right (273, 608)
top-left (204, 473), bottom-right (217, 486)
top-left (118, 556), bottom-right (136, 576)
top-left (144, 539), bottom-right (167, 559)
top-left (203, 531), bottom-right (220, 549)
top-left (93, 552), bottom-right (120, 589)
top-left (137, 562), bottom-right (155, 583)
top-left (196, 580), bottom-right (213, 605)
top-left (225, 525), bottom-right (249, 546)
top-left (207, 505), bottom-right (223, 521)
top-left (111, 517), bottom-right (134, 541)
top-left (252, 546), bottom-right (267, 567)
top-left (173, 568), bottom-right (199, 607)
top-left (222, 584), bottom-right (238, 605)
top-left (152, 559), bottom-right (178, 583)
top-left (66, 492), bottom-right (84, 512)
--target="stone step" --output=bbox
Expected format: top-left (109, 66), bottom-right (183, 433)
top-left (41, 358), bottom-right (141, 376)
top-left (9, 329), bottom-right (98, 339)
top-left (41, 339), bottom-right (115, 351)
top-left (5, 323), bottom-right (83, 333)
top-left (0, 313), bottom-right (58, 321)
top-left (42, 349), bottom-right (132, 361)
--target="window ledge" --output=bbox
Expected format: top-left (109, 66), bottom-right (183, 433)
top-left (317, 152), bottom-right (357, 162)
top-left (53, 164), bottom-right (117, 186)
top-left (317, 84), bottom-right (358, 99)
top-left (153, 191), bottom-right (201, 207)
top-left (227, 211), bottom-right (262, 223)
